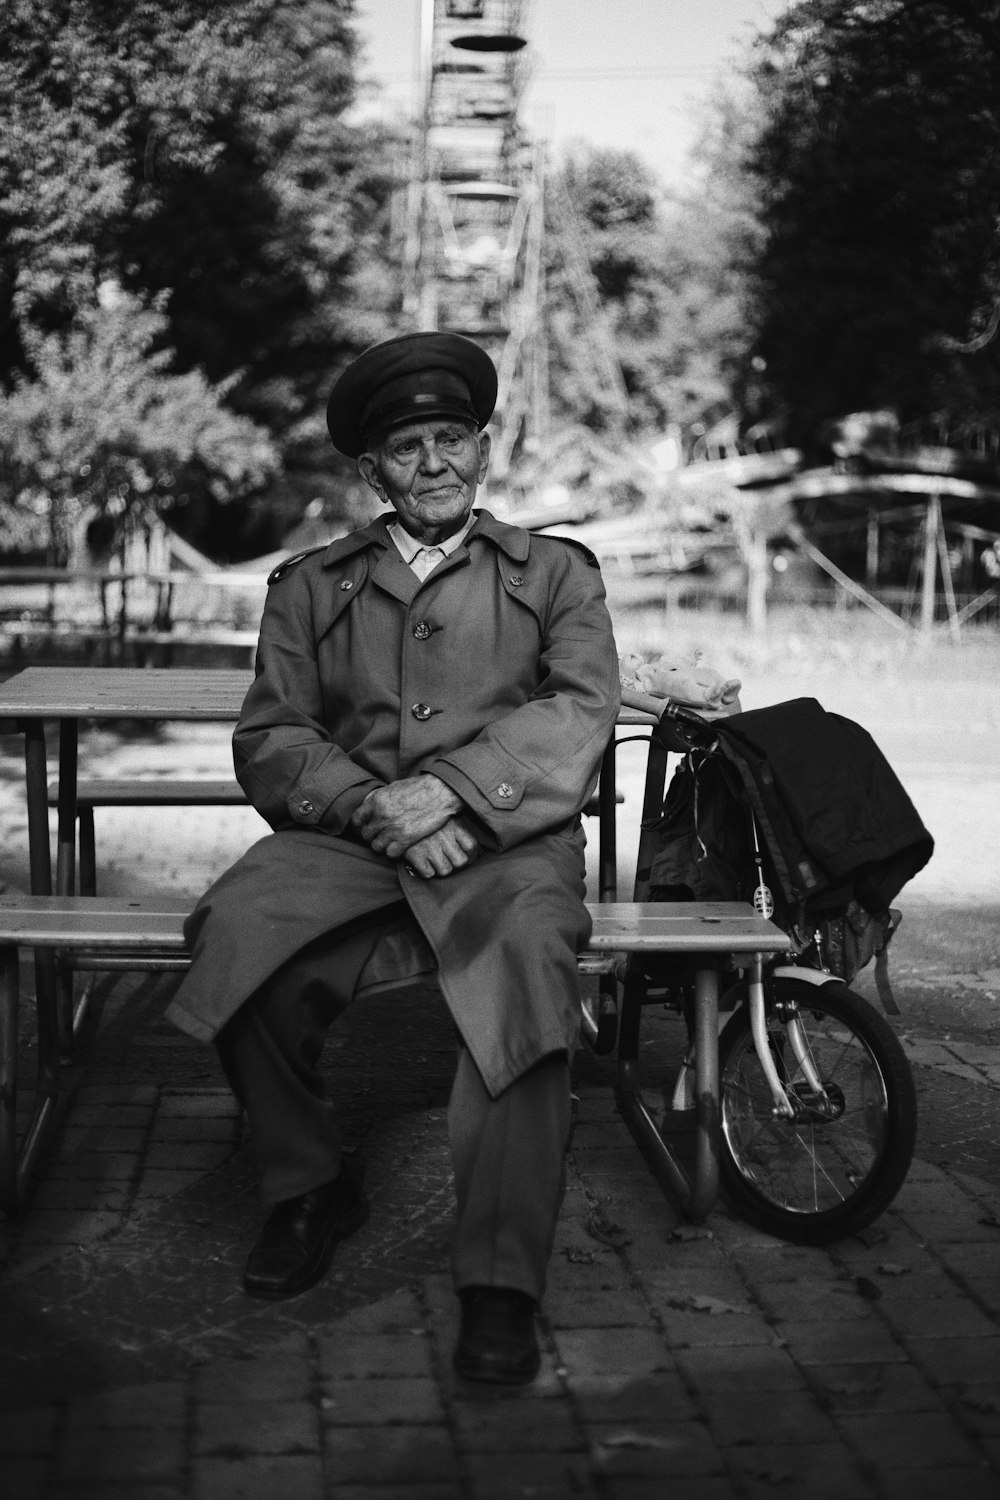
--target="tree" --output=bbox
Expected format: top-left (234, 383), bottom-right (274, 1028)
top-left (0, 1), bottom-right (400, 551)
top-left (0, 285), bottom-right (276, 577)
top-left (741, 0), bottom-right (1000, 446)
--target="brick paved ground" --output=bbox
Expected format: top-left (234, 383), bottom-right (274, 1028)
top-left (1, 953), bottom-right (999, 1498)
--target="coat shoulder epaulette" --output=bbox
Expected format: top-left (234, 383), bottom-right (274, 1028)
top-left (535, 533), bottom-right (601, 569)
top-left (267, 545), bottom-right (327, 584)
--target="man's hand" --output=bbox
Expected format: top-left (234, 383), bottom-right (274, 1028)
top-left (404, 815), bottom-right (483, 879)
top-left (351, 774), bottom-right (463, 859)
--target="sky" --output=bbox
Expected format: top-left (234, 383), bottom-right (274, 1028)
top-left (351, 0), bottom-right (792, 191)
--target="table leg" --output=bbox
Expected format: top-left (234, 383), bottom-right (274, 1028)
top-left (23, 720), bottom-right (52, 896)
top-left (23, 719), bottom-right (63, 1052)
top-left (55, 717), bottom-right (78, 897)
top-left (54, 719), bottom-right (80, 1045)
top-left (688, 963), bottom-right (721, 1222)
top-left (614, 959), bottom-right (721, 1223)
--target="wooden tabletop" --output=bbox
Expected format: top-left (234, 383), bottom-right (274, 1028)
top-left (0, 668), bottom-right (253, 721)
top-left (0, 667), bottom-right (659, 728)
top-left (587, 902), bottom-right (794, 953)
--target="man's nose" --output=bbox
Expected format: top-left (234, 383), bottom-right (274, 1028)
top-left (417, 440), bottom-right (448, 472)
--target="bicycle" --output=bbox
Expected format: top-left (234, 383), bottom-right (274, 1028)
top-left (605, 688), bottom-right (928, 1246)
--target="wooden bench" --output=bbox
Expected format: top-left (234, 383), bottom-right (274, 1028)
top-left (0, 892), bottom-right (790, 1215)
top-left (48, 781), bottom-right (618, 896)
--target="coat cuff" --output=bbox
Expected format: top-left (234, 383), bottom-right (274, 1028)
top-left (315, 778), bottom-right (383, 835)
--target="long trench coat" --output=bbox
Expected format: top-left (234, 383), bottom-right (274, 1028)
top-left (165, 508), bottom-right (621, 1096)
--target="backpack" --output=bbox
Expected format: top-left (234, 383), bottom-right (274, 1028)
top-left (646, 698), bottom-right (934, 1011)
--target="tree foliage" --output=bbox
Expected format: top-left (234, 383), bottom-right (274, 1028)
top-left (0, 285), bottom-right (277, 561)
top-left (0, 0), bottom-right (399, 556)
top-left (741, 0), bottom-right (1000, 446)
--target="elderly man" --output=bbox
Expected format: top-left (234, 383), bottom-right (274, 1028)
top-left (167, 331), bottom-right (620, 1384)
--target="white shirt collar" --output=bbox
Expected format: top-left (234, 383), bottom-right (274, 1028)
top-left (388, 513), bottom-right (476, 565)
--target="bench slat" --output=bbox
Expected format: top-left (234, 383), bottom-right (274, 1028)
top-left (0, 895), bottom-right (792, 957)
top-left (48, 779), bottom-right (248, 807)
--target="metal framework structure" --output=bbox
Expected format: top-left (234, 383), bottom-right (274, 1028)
top-left (402, 0), bottom-right (545, 482)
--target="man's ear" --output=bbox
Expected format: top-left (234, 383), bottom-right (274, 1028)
top-left (358, 452), bottom-right (387, 503)
top-left (477, 430), bottom-right (491, 482)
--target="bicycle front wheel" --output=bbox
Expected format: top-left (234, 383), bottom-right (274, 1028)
top-left (718, 977), bottom-right (917, 1244)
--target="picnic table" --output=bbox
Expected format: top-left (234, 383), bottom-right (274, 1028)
top-left (0, 666), bottom-right (792, 1222)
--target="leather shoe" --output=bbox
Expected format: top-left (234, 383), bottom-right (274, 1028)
top-left (243, 1168), bottom-right (369, 1300)
top-left (453, 1286), bottom-right (541, 1385)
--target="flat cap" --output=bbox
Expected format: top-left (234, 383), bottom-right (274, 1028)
top-left (326, 331), bottom-right (498, 458)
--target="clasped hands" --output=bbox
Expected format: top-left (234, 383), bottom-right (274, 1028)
top-left (351, 774), bottom-right (481, 879)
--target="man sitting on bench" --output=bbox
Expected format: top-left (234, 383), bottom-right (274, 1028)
top-left (166, 331), bottom-right (621, 1385)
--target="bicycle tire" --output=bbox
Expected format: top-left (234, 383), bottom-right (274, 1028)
top-left (718, 976), bottom-right (917, 1244)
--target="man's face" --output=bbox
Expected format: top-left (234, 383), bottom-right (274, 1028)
top-left (358, 418), bottom-right (490, 543)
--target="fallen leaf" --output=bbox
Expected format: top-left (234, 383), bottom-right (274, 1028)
top-left (586, 1210), bottom-right (632, 1249)
top-left (876, 1262), bottom-right (911, 1276)
top-left (599, 1431), bottom-right (676, 1452)
top-left (561, 1246), bottom-right (597, 1265)
top-left (666, 1293), bottom-right (748, 1316)
top-left (670, 1224), bottom-right (714, 1242)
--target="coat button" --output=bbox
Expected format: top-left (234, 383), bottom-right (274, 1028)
top-left (297, 798), bottom-right (315, 815)
top-left (413, 621), bottom-right (432, 640)
top-left (496, 782), bottom-right (514, 799)
top-left (339, 579), bottom-right (354, 591)
top-left (412, 703), bottom-right (433, 721)
top-left (509, 574), bottom-right (524, 587)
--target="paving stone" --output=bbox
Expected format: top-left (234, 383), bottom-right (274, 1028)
top-left (654, 1305), bottom-right (776, 1349)
top-left (195, 1354), bottom-right (312, 1404)
top-left (192, 1453), bottom-right (324, 1500)
top-left (0, 1459), bottom-right (48, 1500)
top-left (675, 1342), bottom-right (804, 1392)
top-left (881, 1295), bottom-right (999, 1340)
top-left (196, 1398), bottom-right (319, 1456)
top-left (66, 1381), bottom-right (187, 1428)
top-left (157, 1093), bottom-right (239, 1117)
top-left (57, 1126), bottom-right (149, 1156)
top-left (709, 1387), bottom-right (842, 1447)
top-left (13, 1209), bottom-right (123, 1244)
top-left (545, 1284), bottom-right (650, 1328)
top-left (0, 1407), bottom-right (57, 1455)
top-left (753, 1275), bottom-right (880, 1323)
top-left (836, 1409), bottom-right (984, 1469)
top-left (571, 1371), bottom-right (696, 1424)
top-left (322, 1425), bottom-right (460, 1484)
top-left (727, 1441), bottom-right (875, 1499)
top-left (464, 1450), bottom-right (599, 1498)
top-left (144, 1142), bottom-right (233, 1171)
top-left (325, 1489), bottom-right (463, 1500)
top-left (553, 1327), bottom-right (673, 1377)
top-left (317, 1331), bottom-right (436, 1380)
top-left (451, 1396), bottom-right (583, 1452)
top-left (905, 1336), bottom-right (1000, 1385)
top-left (937, 1241), bottom-right (1000, 1280)
top-left (773, 1317), bottom-right (908, 1365)
top-left (149, 1116), bottom-right (236, 1143)
top-left (874, 1467), bottom-right (1000, 1500)
top-left (55, 1424), bottom-right (186, 1484)
top-left (47, 1151), bottom-right (137, 1181)
top-left (322, 1377), bottom-right (443, 1426)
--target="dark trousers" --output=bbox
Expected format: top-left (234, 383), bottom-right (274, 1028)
top-left (215, 921), bottom-right (572, 1300)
